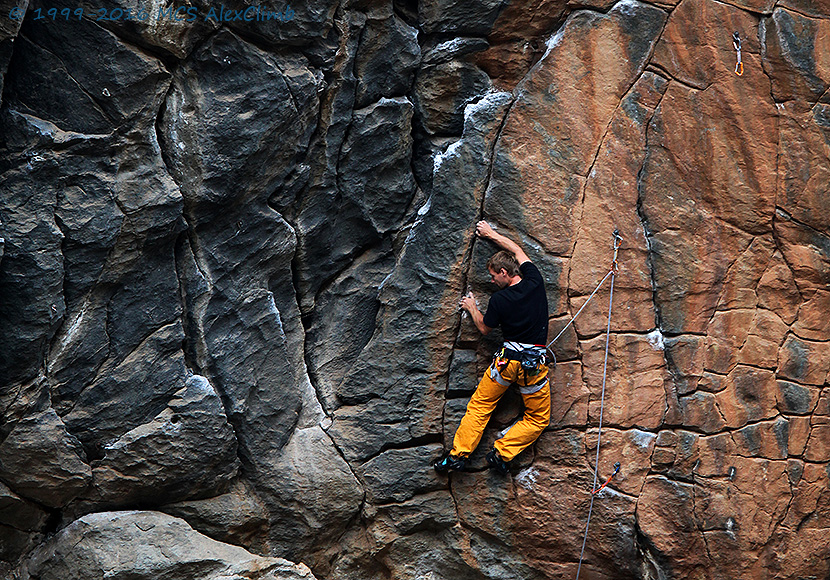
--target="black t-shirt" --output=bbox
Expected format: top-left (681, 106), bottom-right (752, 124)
top-left (483, 262), bottom-right (548, 344)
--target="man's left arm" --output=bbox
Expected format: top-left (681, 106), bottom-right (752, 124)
top-left (476, 221), bottom-right (530, 265)
top-left (461, 292), bottom-right (491, 335)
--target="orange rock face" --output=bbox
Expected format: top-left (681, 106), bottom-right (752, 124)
top-left (429, 0), bottom-right (830, 578)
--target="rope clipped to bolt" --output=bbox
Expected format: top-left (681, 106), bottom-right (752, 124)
top-left (545, 230), bottom-right (623, 366)
top-left (574, 231), bottom-right (623, 580)
top-left (733, 31), bottom-right (743, 76)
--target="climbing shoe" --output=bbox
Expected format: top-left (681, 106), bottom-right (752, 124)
top-left (433, 453), bottom-right (467, 474)
top-left (486, 449), bottom-right (510, 475)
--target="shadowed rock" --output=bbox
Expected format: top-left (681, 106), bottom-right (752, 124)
top-left (0, 408), bottom-right (90, 508)
top-left (80, 375), bottom-right (239, 508)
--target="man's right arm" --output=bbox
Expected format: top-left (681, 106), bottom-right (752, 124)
top-left (476, 221), bottom-right (530, 265)
top-left (461, 292), bottom-right (492, 335)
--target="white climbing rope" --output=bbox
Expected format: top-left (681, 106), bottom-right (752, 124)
top-left (574, 232), bottom-right (621, 580)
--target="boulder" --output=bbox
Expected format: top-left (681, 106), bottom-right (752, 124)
top-left (13, 511), bottom-right (317, 580)
top-left (82, 375), bottom-right (239, 508)
top-left (0, 408), bottom-right (90, 508)
top-left (162, 479), bottom-right (271, 554)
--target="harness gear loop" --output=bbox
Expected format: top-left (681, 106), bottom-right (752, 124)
top-left (574, 232), bottom-right (619, 580)
top-left (733, 31), bottom-right (743, 76)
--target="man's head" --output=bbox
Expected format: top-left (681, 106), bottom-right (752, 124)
top-left (487, 251), bottom-right (520, 288)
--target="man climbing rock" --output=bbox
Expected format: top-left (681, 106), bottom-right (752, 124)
top-left (435, 221), bottom-right (550, 475)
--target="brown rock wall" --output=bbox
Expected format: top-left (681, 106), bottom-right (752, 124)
top-left (2, 0), bottom-right (830, 578)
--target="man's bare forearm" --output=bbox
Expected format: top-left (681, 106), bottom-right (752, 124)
top-left (468, 306), bottom-right (490, 335)
top-left (488, 231), bottom-right (522, 254)
top-left (476, 221), bottom-right (530, 264)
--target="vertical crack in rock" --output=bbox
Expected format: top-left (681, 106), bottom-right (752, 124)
top-left (636, 76), bottom-right (673, 427)
top-left (689, 471), bottom-right (717, 566)
top-left (454, 94), bottom-right (517, 338)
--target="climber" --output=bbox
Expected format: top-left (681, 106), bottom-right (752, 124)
top-left (434, 220), bottom-right (550, 475)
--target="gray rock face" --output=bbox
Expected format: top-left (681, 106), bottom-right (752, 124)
top-left (60, 322), bottom-right (189, 457)
top-left (354, 8), bottom-right (421, 108)
top-left (413, 42), bottom-right (492, 136)
top-left (0, 0), bottom-right (27, 103)
top-left (6, 14), bottom-right (169, 134)
top-left (162, 479), bottom-right (271, 553)
top-left (328, 91), bottom-right (514, 462)
top-left (262, 425), bottom-right (363, 563)
top-left (12, 511), bottom-right (317, 580)
top-left (418, 0), bottom-right (504, 35)
top-left (358, 444), bottom-right (446, 503)
top-left (339, 97), bottom-right (417, 234)
top-left (305, 245), bottom-right (395, 412)
top-left (0, 482), bottom-right (47, 567)
top-left (82, 375), bottom-right (239, 508)
top-left (160, 28), bottom-right (318, 217)
top-left (0, 409), bottom-right (90, 508)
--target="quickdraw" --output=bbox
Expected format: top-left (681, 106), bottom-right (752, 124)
top-left (591, 462), bottom-right (621, 495)
top-left (733, 31), bottom-right (743, 76)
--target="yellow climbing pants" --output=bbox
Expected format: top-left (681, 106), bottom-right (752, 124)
top-left (450, 360), bottom-right (550, 462)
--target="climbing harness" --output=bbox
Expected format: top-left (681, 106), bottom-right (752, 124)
top-left (570, 231), bottom-right (622, 580)
top-left (733, 32), bottom-right (743, 76)
top-left (491, 343), bottom-right (548, 394)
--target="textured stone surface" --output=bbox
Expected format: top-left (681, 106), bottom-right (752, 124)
top-left (354, 7), bottom-right (420, 108)
top-left (0, 482), bottom-right (47, 568)
top-left (0, 409), bottom-right (90, 508)
top-left (162, 479), bottom-right (271, 553)
top-left (13, 511), bottom-right (317, 580)
top-left (2, 0), bottom-right (830, 578)
top-left (413, 41), bottom-right (492, 136)
top-left (80, 375), bottom-right (239, 508)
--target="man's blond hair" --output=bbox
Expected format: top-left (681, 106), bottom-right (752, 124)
top-left (487, 251), bottom-right (520, 277)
